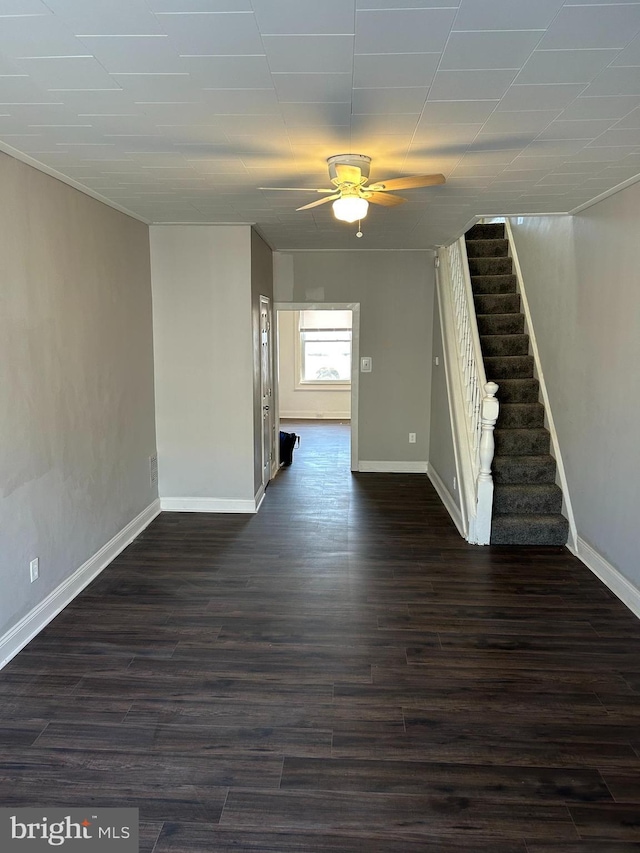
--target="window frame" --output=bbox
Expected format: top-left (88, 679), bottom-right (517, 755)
top-left (294, 310), bottom-right (352, 390)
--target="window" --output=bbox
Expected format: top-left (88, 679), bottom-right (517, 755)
top-left (297, 310), bottom-right (352, 386)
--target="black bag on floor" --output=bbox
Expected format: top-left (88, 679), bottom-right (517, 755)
top-left (279, 431), bottom-right (299, 467)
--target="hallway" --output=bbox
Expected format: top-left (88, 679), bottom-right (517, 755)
top-left (0, 421), bottom-right (639, 850)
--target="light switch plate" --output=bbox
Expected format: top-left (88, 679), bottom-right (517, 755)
top-left (361, 356), bottom-right (372, 373)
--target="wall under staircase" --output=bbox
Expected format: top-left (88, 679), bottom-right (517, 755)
top-left (465, 223), bottom-right (569, 546)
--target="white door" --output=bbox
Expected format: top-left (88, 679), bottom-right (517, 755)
top-left (260, 296), bottom-right (273, 489)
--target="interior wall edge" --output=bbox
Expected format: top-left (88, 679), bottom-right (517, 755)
top-left (427, 462), bottom-right (465, 540)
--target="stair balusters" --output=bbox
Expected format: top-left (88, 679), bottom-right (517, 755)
top-left (438, 239), bottom-right (499, 545)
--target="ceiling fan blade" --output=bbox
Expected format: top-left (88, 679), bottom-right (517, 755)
top-left (259, 186), bottom-right (335, 192)
top-left (296, 194), bottom-right (341, 211)
top-left (368, 173), bottom-right (446, 192)
top-left (335, 164), bottom-right (362, 185)
top-left (366, 192), bottom-right (407, 207)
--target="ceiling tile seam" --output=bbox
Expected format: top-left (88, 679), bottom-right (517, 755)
top-left (450, 29), bottom-right (546, 34)
top-left (403, 0), bottom-right (465, 173)
top-left (353, 51), bottom-right (441, 57)
top-left (255, 19), bottom-right (307, 170)
top-left (178, 54), bottom-right (266, 57)
top-left (532, 47), bottom-right (635, 52)
top-left (349, 0), bottom-right (357, 150)
top-left (260, 32), bottom-right (355, 37)
top-left (77, 35), bottom-right (168, 38)
top-left (154, 11), bottom-right (254, 15)
top-left (15, 54), bottom-right (93, 60)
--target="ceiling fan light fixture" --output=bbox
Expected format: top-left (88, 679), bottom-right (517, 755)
top-left (332, 196), bottom-right (369, 223)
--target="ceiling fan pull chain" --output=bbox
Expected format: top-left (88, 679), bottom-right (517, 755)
top-left (356, 220), bottom-right (364, 239)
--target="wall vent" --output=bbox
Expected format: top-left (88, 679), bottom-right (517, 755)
top-left (149, 453), bottom-right (158, 487)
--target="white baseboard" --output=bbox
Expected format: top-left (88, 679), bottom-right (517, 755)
top-left (427, 463), bottom-right (465, 538)
top-left (280, 411), bottom-right (351, 420)
top-left (254, 484), bottom-right (266, 512)
top-left (570, 536), bottom-right (640, 620)
top-left (358, 460), bottom-right (428, 474)
top-left (0, 499), bottom-right (161, 671)
top-left (160, 496), bottom-right (259, 513)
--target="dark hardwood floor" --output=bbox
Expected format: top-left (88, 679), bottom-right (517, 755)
top-left (1, 418), bottom-right (639, 851)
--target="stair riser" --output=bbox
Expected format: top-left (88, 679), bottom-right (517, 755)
top-left (492, 456), bottom-right (557, 484)
top-left (466, 238), bottom-right (509, 258)
top-left (481, 335), bottom-right (529, 357)
top-left (495, 379), bottom-right (540, 403)
top-left (498, 404), bottom-right (545, 429)
top-left (495, 430), bottom-right (550, 455)
top-left (468, 258), bottom-right (513, 276)
top-left (474, 294), bottom-right (521, 315)
top-left (477, 314), bottom-right (525, 336)
top-left (472, 275), bottom-right (517, 294)
top-left (491, 514), bottom-right (569, 546)
top-left (494, 487), bottom-right (563, 515)
top-left (466, 223), bottom-right (505, 240)
top-left (485, 356), bottom-right (534, 379)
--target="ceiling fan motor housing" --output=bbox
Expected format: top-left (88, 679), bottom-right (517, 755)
top-left (327, 154), bottom-right (371, 183)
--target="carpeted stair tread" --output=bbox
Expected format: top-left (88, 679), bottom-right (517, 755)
top-left (495, 428), bottom-right (550, 455)
top-left (477, 313), bottom-right (525, 336)
top-left (474, 293), bottom-right (521, 315)
top-left (491, 513), bottom-right (569, 546)
top-left (495, 378), bottom-right (539, 403)
top-left (484, 355), bottom-right (534, 379)
top-left (492, 454), bottom-right (557, 484)
top-left (472, 274), bottom-right (517, 294)
top-left (498, 403), bottom-right (545, 428)
top-left (481, 334), bottom-right (529, 357)
top-left (494, 483), bottom-right (563, 514)
top-left (464, 222), bottom-right (568, 547)
top-left (466, 223), bottom-right (505, 240)
top-left (465, 238), bottom-right (509, 258)
top-left (468, 257), bottom-right (513, 276)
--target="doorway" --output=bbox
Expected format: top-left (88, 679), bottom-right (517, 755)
top-left (274, 303), bottom-right (360, 472)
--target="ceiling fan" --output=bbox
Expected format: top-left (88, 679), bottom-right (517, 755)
top-left (259, 154), bottom-right (445, 230)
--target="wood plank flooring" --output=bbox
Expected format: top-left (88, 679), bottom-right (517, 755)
top-left (1, 419), bottom-right (639, 852)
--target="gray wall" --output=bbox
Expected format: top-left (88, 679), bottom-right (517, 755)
top-left (251, 229), bottom-right (274, 494)
top-left (0, 151), bottom-right (157, 639)
top-left (275, 251), bottom-right (434, 464)
top-left (429, 289), bottom-right (460, 509)
top-left (150, 225), bottom-right (256, 503)
top-left (510, 181), bottom-right (640, 591)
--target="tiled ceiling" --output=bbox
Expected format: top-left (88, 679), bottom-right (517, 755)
top-left (1, 0), bottom-right (640, 250)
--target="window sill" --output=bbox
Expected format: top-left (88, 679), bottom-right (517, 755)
top-left (295, 381), bottom-right (351, 391)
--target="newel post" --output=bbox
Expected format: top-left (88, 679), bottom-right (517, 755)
top-left (475, 381), bottom-right (499, 544)
top-left (479, 381), bottom-right (499, 481)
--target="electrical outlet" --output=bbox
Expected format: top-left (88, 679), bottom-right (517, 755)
top-left (29, 557), bottom-right (39, 583)
top-left (409, 433), bottom-right (416, 444)
top-left (453, 477), bottom-right (457, 491)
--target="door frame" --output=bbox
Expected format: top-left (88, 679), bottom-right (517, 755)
top-left (274, 302), bottom-right (360, 472)
top-left (259, 295), bottom-right (274, 492)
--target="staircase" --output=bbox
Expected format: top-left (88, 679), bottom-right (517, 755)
top-left (465, 223), bottom-right (569, 546)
